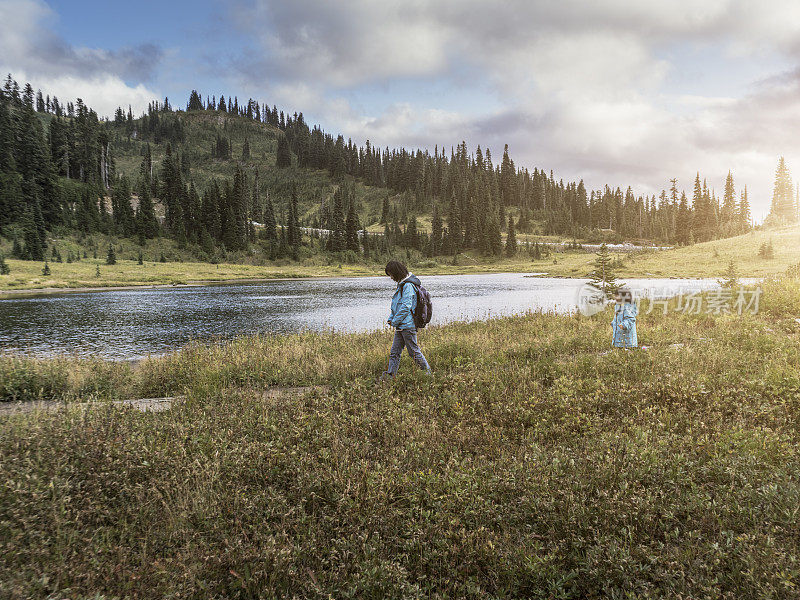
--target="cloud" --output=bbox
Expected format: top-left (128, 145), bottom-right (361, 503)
top-left (0, 0), bottom-right (161, 116)
top-left (223, 0), bottom-right (800, 218)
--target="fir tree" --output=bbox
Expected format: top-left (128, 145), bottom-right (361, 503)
top-left (289, 185), bottom-right (301, 248)
top-left (380, 196), bottom-right (389, 224)
top-left (187, 90), bottom-right (204, 111)
top-left (405, 215), bottom-right (419, 250)
top-left (430, 206), bottom-right (443, 256)
top-left (770, 157), bottom-right (795, 222)
top-left (106, 244), bottom-right (116, 265)
top-left (721, 171), bottom-right (736, 230)
top-left (41, 261), bottom-right (50, 276)
top-left (136, 171), bottom-right (159, 239)
top-left (675, 191), bottom-right (691, 245)
top-left (447, 191), bottom-right (462, 254)
top-left (738, 186), bottom-right (751, 232)
top-left (589, 243), bottom-right (619, 298)
top-left (720, 260), bottom-right (738, 289)
top-left (328, 186), bottom-right (346, 252)
top-left (262, 192), bottom-right (277, 241)
top-left (505, 214), bottom-right (517, 257)
top-left (345, 199), bottom-right (360, 252)
top-left (0, 254), bottom-right (9, 275)
top-left (276, 135), bottom-right (291, 168)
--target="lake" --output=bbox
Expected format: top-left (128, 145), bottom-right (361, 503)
top-left (0, 274), bottom-right (725, 360)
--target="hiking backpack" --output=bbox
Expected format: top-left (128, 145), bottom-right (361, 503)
top-left (404, 281), bottom-right (433, 329)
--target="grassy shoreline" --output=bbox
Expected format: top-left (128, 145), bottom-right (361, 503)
top-left (2, 278), bottom-right (800, 596)
top-left (2, 224), bottom-right (800, 293)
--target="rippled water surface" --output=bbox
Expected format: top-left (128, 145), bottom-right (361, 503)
top-left (0, 274), bottom-right (724, 359)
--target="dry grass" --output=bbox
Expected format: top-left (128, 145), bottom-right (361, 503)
top-left (2, 278), bottom-right (800, 597)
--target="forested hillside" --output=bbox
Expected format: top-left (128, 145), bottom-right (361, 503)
top-left (0, 74), bottom-right (756, 266)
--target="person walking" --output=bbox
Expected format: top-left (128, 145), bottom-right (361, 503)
top-left (380, 260), bottom-right (431, 379)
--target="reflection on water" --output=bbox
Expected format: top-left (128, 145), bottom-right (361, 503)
top-left (0, 274), bottom-right (724, 359)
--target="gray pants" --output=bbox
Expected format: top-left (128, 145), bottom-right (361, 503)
top-left (386, 329), bottom-right (430, 375)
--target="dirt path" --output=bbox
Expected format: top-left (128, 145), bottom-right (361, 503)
top-left (0, 386), bottom-right (327, 416)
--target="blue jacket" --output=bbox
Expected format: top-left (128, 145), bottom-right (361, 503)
top-left (388, 274), bottom-right (420, 330)
top-left (611, 303), bottom-right (638, 348)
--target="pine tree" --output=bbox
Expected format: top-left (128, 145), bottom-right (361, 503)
top-left (738, 186), bottom-right (751, 232)
top-left (405, 215), bottom-right (419, 250)
top-left (720, 260), bottom-right (738, 289)
top-left (289, 185), bottom-right (301, 248)
top-left (21, 203), bottom-right (44, 260)
top-left (675, 191), bottom-right (691, 245)
top-left (0, 254), bottom-right (9, 275)
top-left (380, 196), bottom-right (389, 224)
top-left (345, 199), bottom-right (360, 252)
top-left (447, 191), bottom-right (461, 254)
top-left (505, 214), bottom-right (517, 257)
top-left (135, 170), bottom-right (159, 239)
top-left (95, 264), bottom-right (101, 277)
top-left (106, 244), bottom-right (116, 265)
top-left (430, 206), bottom-right (443, 256)
top-left (328, 186), bottom-right (346, 252)
top-left (137, 250), bottom-right (144, 265)
top-left (111, 175), bottom-right (135, 235)
top-left (276, 135), bottom-right (291, 168)
top-left (721, 171), bottom-right (736, 232)
top-left (277, 221), bottom-right (289, 258)
top-left (485, 209), bottom-right (502, 256)
top-left (589, 243), bottom-right (619, 298)
top-left (187, 90), bottom-right (204, 111)
top-left (770, 157), bottom-right (795, 222)
top-left (41, 261), bottom-right (50, 276)
top-left (262, 192), bottom-right (277, 241)
top-left (242, 137), bottom-right (250, 161)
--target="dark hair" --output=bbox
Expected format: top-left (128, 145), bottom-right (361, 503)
top-left (385, 260), bottom-right (409, 282)
top-left (615, 286), bottom-right (633, 303)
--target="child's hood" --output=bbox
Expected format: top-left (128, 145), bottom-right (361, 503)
top-left (397, 274), bottom-right (421, 289)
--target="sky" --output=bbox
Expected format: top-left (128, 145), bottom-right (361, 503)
top-left (3, 0), bottom-right (800, 220)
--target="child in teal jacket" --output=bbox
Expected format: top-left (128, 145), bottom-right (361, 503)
top-left (612, 287), bottom-right (638, 349)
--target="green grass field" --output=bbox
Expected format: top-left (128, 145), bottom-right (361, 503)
top-left (2, 277), bottom-right (800, 597)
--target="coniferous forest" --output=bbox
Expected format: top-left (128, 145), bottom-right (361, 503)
top-left (1, 74), bottom-right (781, 267)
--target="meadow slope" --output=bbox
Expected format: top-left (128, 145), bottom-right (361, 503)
top-left (1, 277), bottom-right (800, 597)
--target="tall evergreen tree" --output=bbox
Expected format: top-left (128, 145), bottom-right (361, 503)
top-left (505, 214), bottom-right (517, 256)
top-left (328, 186), bottom-right (346, 252)
top-left (136, 165), bottom-right (159, 239)
top-left (738, 186), bottom-right (751, 232)
top-left (430, 206), bottom-right (443, 256)
top-left (276, 135), bottom-right (291, 168)
top-left (262, 192), bottom-right (277, 241)
top-left (770, 157), bottom-right (795, 222)
top-left (111, 175), bottom-right (135, 235)
top-left (721, 171), bottom-right (736, 231)
top-left (675, 191), bottom-right (691, 245)
top-left (345, 199), bottom-right (360, 253)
